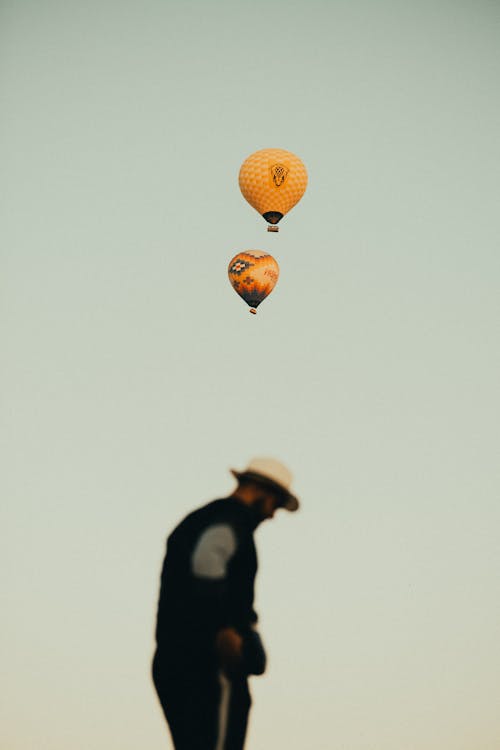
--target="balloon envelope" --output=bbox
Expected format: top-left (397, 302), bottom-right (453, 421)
top-left (228, 250), bottom-right (279, 313)
top-left (239, 148), bottom-right (307, 227)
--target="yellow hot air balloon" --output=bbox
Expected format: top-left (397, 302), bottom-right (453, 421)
top-left (228, 250), bottom-right (279, 314)
top-left (239, 148), bottom-right (307, 231)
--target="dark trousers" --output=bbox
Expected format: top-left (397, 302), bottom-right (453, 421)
top-left (152, 650), bottom-right (251, 750)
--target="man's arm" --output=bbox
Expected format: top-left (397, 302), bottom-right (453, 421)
top-left (191, 523), bottom-right (244, 671)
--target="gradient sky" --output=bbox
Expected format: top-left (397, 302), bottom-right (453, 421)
top-left (1, 1), bottom-right (499, 749)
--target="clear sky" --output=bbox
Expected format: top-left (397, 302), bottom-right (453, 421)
top-left (1, 1), bottom-right (499, 748)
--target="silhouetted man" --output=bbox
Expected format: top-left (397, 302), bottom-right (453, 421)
top-left (152, 457), bottom-right (299, 750)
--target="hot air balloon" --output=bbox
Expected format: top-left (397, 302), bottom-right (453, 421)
top-left (239, 148), bottom-right (307, 232)
top-left (228, 250), bottom-right (279, 314)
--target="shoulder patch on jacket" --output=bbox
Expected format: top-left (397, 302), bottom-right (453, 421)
top-left (191, 524), bottom-right (237, 579)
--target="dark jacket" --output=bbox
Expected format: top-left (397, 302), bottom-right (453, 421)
top-left (155, 498), bottom-right (266, 674)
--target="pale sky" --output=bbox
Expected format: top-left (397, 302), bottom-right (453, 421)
top-left (1, 1), bottom-right (499, 749)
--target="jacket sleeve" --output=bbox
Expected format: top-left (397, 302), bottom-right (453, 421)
top-left (190, 522), bottom-right (266, 675)
top-left (190, 523), bottom-right (239, 629)
top-left (242, 625), bottom-right (267, 675)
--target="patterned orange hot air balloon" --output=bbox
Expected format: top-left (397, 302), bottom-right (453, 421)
top-left (228, 250), bottom-right (279, 314)
top-left (239, 148), bottom-right (308, 231)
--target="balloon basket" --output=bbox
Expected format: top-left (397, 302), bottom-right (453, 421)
top-left (267, 225), bottom-right (279, 233)
top-left (250, 308), bottom-right (257, 315)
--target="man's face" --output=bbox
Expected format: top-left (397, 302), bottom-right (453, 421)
top-left (252, 485), bottom-right (283, 521)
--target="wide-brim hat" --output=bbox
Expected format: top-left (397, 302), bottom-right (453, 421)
top-left (230, 457), bottom-right (299, 512)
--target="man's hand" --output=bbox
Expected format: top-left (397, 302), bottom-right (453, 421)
top-left (215, 627), bottom-right (243, 675)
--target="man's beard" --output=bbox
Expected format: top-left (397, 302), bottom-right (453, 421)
top-left (253, 495), bottom-right (272, 523)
